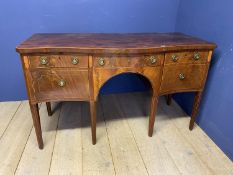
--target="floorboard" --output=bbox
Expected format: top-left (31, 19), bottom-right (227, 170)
top-left (0, 101), bottom-right (21, 138)
top-left (116, 93), bottom-right (181, 175)
top-left (81, 102), bottom-right (115, 175)
top-left (0, 93), bottom-right (232, 175)
top-left (15, 103), bottom-right (60, 175)
top-left (49, 102), bottom-right (82, 175)
top-left (101, 95), bottom-right (149, 175)
top-left (0, 101), bottom-right (33, 175)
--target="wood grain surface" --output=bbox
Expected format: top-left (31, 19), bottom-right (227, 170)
top-left (17, 33), bottom-right (216, 148)
top-left (16, 33), bottom-right (216, 54)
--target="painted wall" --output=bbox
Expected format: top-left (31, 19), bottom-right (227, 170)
top-left (0, 0), bottom-right (179, 101)
top-left (175, 0), bottom-right (233, 160)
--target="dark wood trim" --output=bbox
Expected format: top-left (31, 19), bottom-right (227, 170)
top-left (148, 94), bottom-right (159, 137)
top-left (166, 94), bottom-right (172, 106)
top-left (46, 102), bottom-right (52, 116)
top-left (90, 101), bottom-right (96, 145)
top-left (189, 91), bottom-right (203, 130)
top-left (29, 103), bottom-right (43, 149)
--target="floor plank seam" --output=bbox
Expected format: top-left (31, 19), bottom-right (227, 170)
top-left (100, 97), bottom-right (117, 175)
top-left (0, 101), bottom-right (22, 140)
top-left (158, 134), bottom-right (183, 175)
top-left (48, 102), bottom-right (63, 175)
top-left (173, 123), bottom-right (217, 175)
top-left (115, 95), bottom-right (150, 175)
top-left (14, 102), bottom-right (42, 175)
top-left (159, 102), bottom-right (216, 175)
top-left (169, 109), bottom-right (226, 173)
top-left (14, 126), bottom-right (33, 175)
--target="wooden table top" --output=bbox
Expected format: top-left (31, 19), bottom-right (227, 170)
top-left (16, 33), bottom-right (216, 54)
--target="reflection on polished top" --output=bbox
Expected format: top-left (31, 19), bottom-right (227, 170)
top-left (16, 33), bottom-right (216, 54)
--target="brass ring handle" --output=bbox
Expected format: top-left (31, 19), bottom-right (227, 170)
top-left (40, 56), bottom-right (48, 65)
top-left (172, 54), bottom-right (178, 62)
top-left (194, 52), bottom-right (200, 60)
top-left (98, 58), bottom-right (105, 66)
top-left (150, 56), bottom-right (157, 64)
top-left (179, 73), bottom-right (185, 80)
top-left (71, 56), bottom-right (79, 65)
top-left (58, 79), bottom-right (66, 87)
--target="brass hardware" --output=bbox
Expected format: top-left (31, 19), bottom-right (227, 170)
top-left (40, 56), bottom-right (48, 65)
top-left (194, 52), bottom-right (200, 60)
top-left (58, 79), bottom-right (66, 87)
top-left (98, 58), bottom-right (105, 66)
top-left (150, 56), bottom-right (157, 64)
top-left (179, 73), bottom-right (185, 80)
top-left (172, 54), bottom-right (178, 62)
top-left (71, 56), bottom-right (79, 65)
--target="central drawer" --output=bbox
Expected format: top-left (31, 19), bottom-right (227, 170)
top-left (160, 64), bottom-right (207, 94)
top-left (93, 54), bottom-right (163, 68)
top-left (30, 69), bottom-right (90, 101)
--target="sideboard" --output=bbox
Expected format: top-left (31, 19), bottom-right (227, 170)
top-left (16, 33), bottom-right (216, 149)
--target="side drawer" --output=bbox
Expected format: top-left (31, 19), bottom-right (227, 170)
top-left (160, 64), bottom-right (207, 94)
top-left (29, 55), bottom-right (88, 69)
top-left (165, 51), bottom-right (209, 64)
top-left (30, 69), bottom-right (90, 101)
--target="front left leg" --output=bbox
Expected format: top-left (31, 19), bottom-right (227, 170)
top-left (148, 95), bottom-right (159, 137)
top-left (90, 101), bottom-right (97, 145)
top-left (189, 91), bottom-right (203, 130)
top-left (29, 103), bottom-right (44, 149)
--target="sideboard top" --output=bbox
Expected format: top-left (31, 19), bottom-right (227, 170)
top-left (16, 33), bottom-right (216, 54)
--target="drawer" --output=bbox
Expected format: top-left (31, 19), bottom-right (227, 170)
top-left (29, 55), bottom-right (88, 69)
top-left (165, 51), bottom-right (209, 64)
top-left (30, 69), bottom-right (90, 100)
top-left (93, 54), bottom-right (163, 68)
top-left (160, 65), bottom-right (207, 94)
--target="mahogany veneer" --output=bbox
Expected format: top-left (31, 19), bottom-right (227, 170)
top-left (16, 33), bottom-right (216, 149)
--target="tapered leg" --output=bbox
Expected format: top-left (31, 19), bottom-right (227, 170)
top-left (166, 94), bottom-right (172, 106)
top-left (29, 103), bottom-right (43, 149)
top-left (189, 91), bottom-right (203, 130)
top-left (46, 102), bottom-right (52, 116)
top-left (90, 101), bottom-right (96, 145)
top-left (148, 95), bottom-right (159, 137)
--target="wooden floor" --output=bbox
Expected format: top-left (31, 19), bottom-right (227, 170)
top-left (0, 92), bottom-right (232, 175)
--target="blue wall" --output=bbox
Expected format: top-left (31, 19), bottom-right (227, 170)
top-left (175, 0), bottom-right (233, 160)
top-left (0, 0), bottom-right (179, 101)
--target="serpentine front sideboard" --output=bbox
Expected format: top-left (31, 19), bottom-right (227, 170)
top-left (16, 33), bottom-right (216, 149)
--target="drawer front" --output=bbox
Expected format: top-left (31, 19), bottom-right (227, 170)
top-left (160, 65), bottom-right (207, 94)
top-left (29, 55), bottom-right (88, 69)
top-left (93, 54), bottom-right (163, 68)
top-left (165, 51), bottom-right (209, 64)
top-left (31, 69), bottom-right (89, 100)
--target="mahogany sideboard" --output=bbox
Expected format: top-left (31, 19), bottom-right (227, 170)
top-left (16, 33), bottom-right (216, 149)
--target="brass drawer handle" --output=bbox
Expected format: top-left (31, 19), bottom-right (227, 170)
top-left (58, 79), bottom-right (66, 87)
top-left (179, 73), bottom-right (185, 80)
top-left (194, 52), bottom-right (200, 60)
top-left (71, 56), bottom-right (79, 65)
top-left (172, 54), bottom-right (178, 62)
top-left (150, 56), bottom-right (157, 64)
top-left (40, 56), bottom-right (48, 65)
top-left (98, 58), bottom-right (105, 66)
